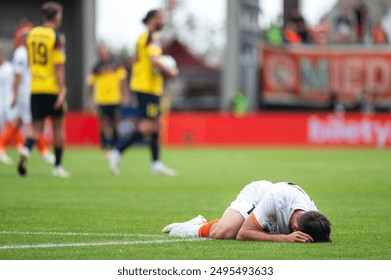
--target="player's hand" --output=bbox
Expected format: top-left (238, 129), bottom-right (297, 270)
top-left (286, 231), bottom-right (314, 243)
top-left (54, 88), bottom-right (67, 109)
top-left (10, 96), bottom-right (17, 108)
top-left (165, 68), bottom-right (179, 78)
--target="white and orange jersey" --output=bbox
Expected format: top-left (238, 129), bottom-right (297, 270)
top-left (228, 180), bottom-right (318, 234)
top-left (13, 45), bottom-right (31, 100)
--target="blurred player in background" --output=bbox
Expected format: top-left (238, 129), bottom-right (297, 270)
top-left (108, 9), bottom-right (178, 176)
top-left (163, 180), bottom-right (332, 243)
top-left (17, 1), bottom-right (69, 178)
top-left (87, 44), bottom-right (128, 155)
top-left (0, 26), bottom-right (55, 166)
top-left (0, 47), bottom-right (14, 164)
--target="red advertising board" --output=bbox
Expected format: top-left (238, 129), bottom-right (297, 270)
top-left (261, 45), bottom-right (391, 108)
top-left (33, 112), bottom-right (391, 148)
top-left (165, 112), bottom-right (391, 148)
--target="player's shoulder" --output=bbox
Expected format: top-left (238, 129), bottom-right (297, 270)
top-left (137, 29), bottom-right (149, 43)
top-left (28, 26), bottom-right (56, 43)
top-left (0, 61), bottom-right (13, 73)
top-left (14, 45), bottom-right (27, 58)
top-left (29, 25), bottom-right (53, 35)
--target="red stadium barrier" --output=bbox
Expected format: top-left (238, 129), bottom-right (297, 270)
top-left (65, 112), bottom-right (100, 145)
top-left (164, 112), bottom-right (391, 148)
top-left (62, 112), bottom-right (391, 148)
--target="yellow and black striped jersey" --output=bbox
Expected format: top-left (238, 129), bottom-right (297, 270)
top-left (26, 26), bottom-right (66, 94)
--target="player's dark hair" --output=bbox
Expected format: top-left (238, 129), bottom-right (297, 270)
top-left (297, 211), bottom-right (332, 243)
top-left (42, 2), bottom-right (63, 21)
top-left (142, 9), bottom-right (161, 25)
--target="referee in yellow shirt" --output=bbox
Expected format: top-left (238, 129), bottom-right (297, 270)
top-left (108, 9), bottom-right (178, 176)
top-left (17, 2), bottom-right (69, 178)
top-left (87, 44), bottom-right (127, 153)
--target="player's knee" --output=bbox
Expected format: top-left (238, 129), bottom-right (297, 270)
top-left (235, 230), bottom-right (246, 241)
top-left (209, 228), bottom-right (237, 240)
top-left (235, 228), bottom-right (251, 241)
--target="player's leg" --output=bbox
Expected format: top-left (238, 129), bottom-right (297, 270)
top-left (97, 106), bottom-right (112, 152)
top-left (142, 115), bottom-right (177, 176)
top-left (168, 182), bottom-right (260, 238)
top-left (0, 123), bottom-right (17, 164)
top-left (36, 135), bottom-right (55, 164)
top-left (207, 210), bottom-right (245, 239)
top-left (0, 103), bottom-right (20, 164)
top-left (166, 210), bottom-right (244, 239)
top-left (107, 95), bottom-right (145, 175)
top-left (17, 119), bottom-right (44, 176)
top-left (108, 105), bottom-right (120, 148)
top-left (51, 116), bottom-right (70, 178)
top-left (107, 124), bottom-right (143, 175)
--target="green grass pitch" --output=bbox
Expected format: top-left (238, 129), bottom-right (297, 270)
top-left (0, 147), bottom-right (390, 260)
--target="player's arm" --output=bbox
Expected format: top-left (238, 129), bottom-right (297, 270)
top-left (12, 50), bottom-right (25, 107)
top-left (236, 213), bottom-right (313, 243)
top-left (54, 63), bottom-right (67, 109)
top-left (11, 73), bottom-right (22, 108)
top-left (146, 38), bottom-right (178, 78)
top-left (86, 74), bottom-right (96, 113)
top-left (53, 33), bottom-right (67, 109)
top-left (150, 55), bottom-right (178, 78)
top-left (118, 65), bottom-right (129, 105)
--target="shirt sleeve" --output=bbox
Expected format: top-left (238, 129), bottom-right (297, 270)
top-left (146, 32), bottom-right (162, 57)
top-left (12, 49), bottom-right (27, 75)
top-left (116, 66), bottom-right (127, 80)
top-left (251, 193), bottom-right (277, 233)
top-left (86, 74), bottom-right (95, 85)
top-left (53, 32), bottom-right (66, 65)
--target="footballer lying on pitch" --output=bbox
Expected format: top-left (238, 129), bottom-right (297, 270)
top-left (163, 180), bottom-right (331, 243)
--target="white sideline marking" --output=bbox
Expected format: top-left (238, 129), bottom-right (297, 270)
top-left (0, 231), bottom-right (161, 238)
top-left (0, 239), bottom-right (201, 250)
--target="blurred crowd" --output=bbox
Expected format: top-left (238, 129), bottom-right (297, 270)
top-left (266, 1), bottom-right (389, 46)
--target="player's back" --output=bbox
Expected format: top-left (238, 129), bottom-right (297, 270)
top-left (0, 61), bottom-right (13, 97)
top-left (26, 26), bottom-right (65, 94)
top-left (13, 46), bottom-right (31, 97)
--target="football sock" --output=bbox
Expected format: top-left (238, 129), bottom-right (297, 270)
top-left (111, 128), bottom-right (119, 148)
top-left (100, 131), bottom-right (111, 150)
top-left (25, 138), bottom-right (36, 152)
top-left (36, 135), bottom-right (48, 155)
top-left (150, 133), bottom-right (159, 162)
top-left (0, 123), bottom-right (17, 150)
top-left (54, 147), bottom-right (63, 167)
top-left (198, 219), bottom-right (220, 238)
top-left (15, 131), bottom-right (24, 149)
top-left (116, 131), bottom-right (143, 153)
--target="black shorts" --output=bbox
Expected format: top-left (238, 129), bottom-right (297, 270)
top-left (135, 92), bottom-right (161, 120)
top-left (97, 105), bottom-right (120, 120)
top-left (31, 94), bottom-right (65, 120)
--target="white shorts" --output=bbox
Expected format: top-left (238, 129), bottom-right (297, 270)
top-left (0, 98), bottom-right (7, 128)
top-left (227, 180), bottom-right (274, 219)
top-left (8, 97), bottom-right (31, 124)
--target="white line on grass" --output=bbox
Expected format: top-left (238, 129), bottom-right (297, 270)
top-left (0, 238), bottom-right (202, 250)
top-left (0, 231), bottom-right (162, 238)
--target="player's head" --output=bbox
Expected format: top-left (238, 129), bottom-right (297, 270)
top-left (15, 27), bottom-right (33, 48)
top-left (142, 9), bottom-right (165, 31)
top-left (297, 211), bottom-right (331, 243)
top-left (42, 2), bottom-right (63, 28)
top-left (96, 44), bottom-right (111, 62)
